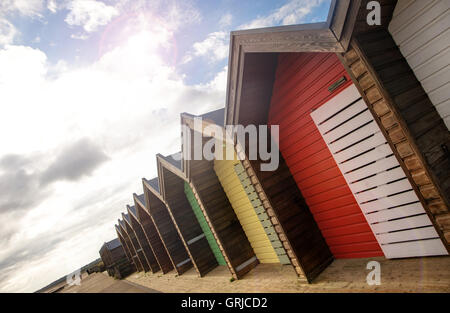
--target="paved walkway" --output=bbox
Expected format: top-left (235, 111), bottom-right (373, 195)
top-left (59, 272), bottom-right (159, 293)
top-left (126, 256), bottom-right (450, 293)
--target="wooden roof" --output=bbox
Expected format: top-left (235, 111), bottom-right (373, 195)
top-left (105, 238), bottom-right (122, 250)
top-left (224, 0), bottom-right (365, 126)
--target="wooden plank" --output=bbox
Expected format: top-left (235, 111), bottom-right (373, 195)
top-left (311, 84), bottom-right (361, 123)
top-left (345, 155), bottom-right (400, 183)
top-left (322, 110), bottom-right (374, 144)
top-left (333, 131), bottom-right (387, 163)
top-left (359, 190), bottom-right (420, 213)
top-left (382, 239), bottom-right (448, 258)
top-left (354, 178), bottom-right (412, 203)
top-left (319, 99), bottom-right (367, 134)
top-left (365, 202), bottom-right (426, 223)
top-left (371, 214), bottom-right (432, 233)
top-left (350, 167), bottom-right (406, 192)
top-left (329, 121), bottom-right (380, 153)
top-left (377, 226), bottom-right (440, 244)
top-left (339, 143), bottom-right (393, 173)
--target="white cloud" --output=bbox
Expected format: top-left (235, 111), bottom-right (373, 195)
top-left (70, 33), bottom-right (89, 40)
top-left (0, 18), bottom-right (17, 46)
top-left (0, 0), bottom-right (46, 18)
top-left (46, 0), bottom-right (59, 13)
top-left (183, 31), bottom-right (229, 63)
top-left (239, 0), bottom-right (328, 29)
top-left (65, 0), bottom-right (119, 32)
top-left (219, 13), bottom-right (232, 28)
top-left (0, 11), bottom-right (225, 292)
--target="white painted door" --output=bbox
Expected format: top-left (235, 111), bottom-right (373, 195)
top-left (311, 84), bottom-right (448, 258)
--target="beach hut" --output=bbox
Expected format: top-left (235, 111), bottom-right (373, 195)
top-left (182, 109), bottom-right (291, 268)
top-left (115, 224), bottom-right (133, 263)
top-left (127, 205), bottom-right (160, 273)
top-left (99, 238), bottom-right (135, 278)
top-left (142, 177), bottom-right (192, 275)
top-left (118, 218), bottom-right (144, 272)
top-left (122, 212), bottom-right (151, 272)
top-left (223, 0), bottom-right (449, 282)
top-left (157, 153), bottom-right (219, 277)
top-left (180, 111), bottom-right (259, 279)
top-left (133, 193), bottom-right (174, 274)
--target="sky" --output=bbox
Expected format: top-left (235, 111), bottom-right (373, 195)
top-left (0, 0), bottom-right (332, 292)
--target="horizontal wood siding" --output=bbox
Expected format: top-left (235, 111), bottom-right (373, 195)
top-left (161, 167), bottom-right (218, 277)
top-left (214, 154), bottom-right (281, 264)
top-left (184, 182), bottom-right (227, 266)
top-left (388, 0), bottom-right (450, 129)
top-left (340, 28), bottom-right (450, 250)
top-left (311, 84), bottom-right (447, 257)
top-left (145, 187), bottom-right (192, 275)
top-left (135, 202), bottom-right (173, 274)
top-left (268, 52), bottom-right (383, 258)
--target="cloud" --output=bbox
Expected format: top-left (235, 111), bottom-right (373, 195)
top-left (0, 138), bottom-right (108, 216)
top-left (0, 17), bottom-right (17, 45)
top-left (0, 154), bottom-right (48, 215)
top-left (239, 0), bottom-right (328, 29)
top-left (40, 138), bottom-right (109, 185)
top-left (0, 0), bottom-right (46, 18)
top-left (219, 13), bottom-right (232, 28)
top-left (183, 31), bottom-right (229, 63)
top-left (70, 33), bottom-right (88, 40)
top-left (65, 0), bottom-right (119, 32)
top-left (0, 8), bottom-right (225, 292)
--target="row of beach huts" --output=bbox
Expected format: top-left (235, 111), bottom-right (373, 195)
top-left (99, 0), bottom-right (450, 283)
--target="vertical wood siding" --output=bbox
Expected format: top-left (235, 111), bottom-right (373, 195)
top-left (119, 222), bottom-right (144, 272)
top-left (233, 163), bottom-right (291, 264)
top-left (184, 182), bottom-right (227, 266)
top-left (188, 154), bottom-right (258, 279)
top-left (135, 203), bottom-right (174, 274)
top-left (128, 211), bottom-right (161, 273)
top-left (214, 154), bottom-right (280, 264)
top-left (268, 52), bottom-right (383, 258)
top-left (123, 216), bottom-right (151, 272)
top-left (144, 188), bottom-right (192, 275)
top-left (161, 167), bottom-right (218, 277)
top-left (389, 0), bottom-right (450, 129)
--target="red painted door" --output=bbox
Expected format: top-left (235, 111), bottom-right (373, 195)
top-left (268, 52), bottom-right (384, 258)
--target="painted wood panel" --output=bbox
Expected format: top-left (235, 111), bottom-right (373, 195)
top-left (214, 154), bottom-right (280, 264)
top-left (158, 158), bottom-right (218, 277)
top-left (389, 0), bottom-right (450, 130)
top-left (268, 52), bottom-right (383, 258)
top-left (233, 163), bottom-right (291, 264)
top-left (184, 182), bottom-right (227, 266)
top-left (311, 84), bottom-right (448, 258)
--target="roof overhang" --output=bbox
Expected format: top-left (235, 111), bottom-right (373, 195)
top-left (225, 0), bottom-right (362, 126)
